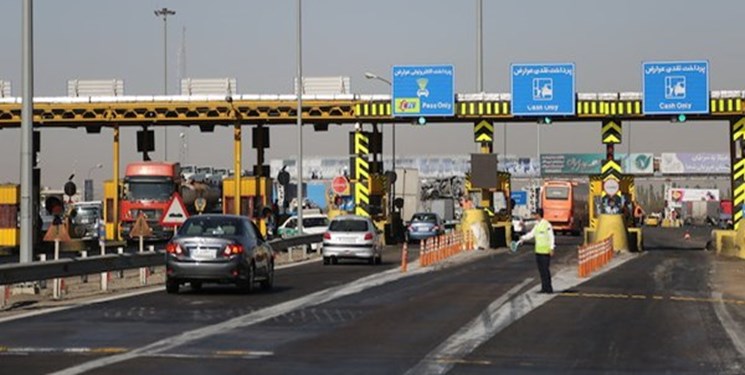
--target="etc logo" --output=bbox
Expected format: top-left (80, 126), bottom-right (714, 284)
top-left (532, 78), bottom-right (553, 101)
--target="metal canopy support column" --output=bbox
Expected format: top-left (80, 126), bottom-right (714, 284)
top-left (351, 130), bottom-right (370, 217)
top-left (474, 120), bottom-right (494, 210)
top-left (112, 125), bottom-right (120, 240)
top-left (601, 119), bottom-right (623, 201)
top-left (730, 118), bottom-right (745, 230)
top-left (234, 123), bottom-right (242, 215)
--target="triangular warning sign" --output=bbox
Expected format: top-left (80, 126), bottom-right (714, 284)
top-left (44, 224), bottom-right (72, 242)
top-left (160, 193), bottom-right (190, 227)
top-left (130, 213), bottom-right (153, 238)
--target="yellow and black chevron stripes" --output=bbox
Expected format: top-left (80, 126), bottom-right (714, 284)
top-left (458, 102), bottom-right (510, 116)
top-left (601, 159), bottom-right (622, 177)
top-left (732, 118), bottom-right (745, 142)
top-left (355, 158), bottom-right (370, 181)
top-left (355, 182), bottom-right (370, 217)
top-left (733, 182), bottom-right (744, 230)
top-left (589, 177), bottom-right (602, 228)
top-left (578, 101), bottom-right (642, 116)
top-left (711, 98), bottom-right (743, 114)
top-left (733, 159), bottom-right (745, 181)
top-left (355, 102), bottom-right (391, 117)
top-left (354, 132), bottom-right (369, 155)
top-left (474, 120), bottom-right (493, 143)
top-left (602, 120), bottom-right (622, 144)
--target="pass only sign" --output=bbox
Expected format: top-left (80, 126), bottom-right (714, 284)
top-left (160, 193), bottom-right (190, 227)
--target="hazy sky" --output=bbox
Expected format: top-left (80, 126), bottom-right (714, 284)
top-left (0, 0), bottom-right (740, 190)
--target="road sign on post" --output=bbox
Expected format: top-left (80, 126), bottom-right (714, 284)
top-left (642, 60), bottom-right (709, 115)
top-left (392, 65), bottom-right (454, 117)
top-left (160, 193), bottom-right (190, 227)
top-left (511, 63), bottom-right (576, 116)
top-left (332, 175), bottom-right (350, 196)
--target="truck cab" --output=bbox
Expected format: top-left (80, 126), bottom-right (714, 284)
top-left (120, 162), bottom-right (181, 241)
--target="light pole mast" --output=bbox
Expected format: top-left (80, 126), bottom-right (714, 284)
top-left (20, 0), bottom-right (34, 263)
top-left (296, 0), bottom-right (304, 232)
top-left (154, 7), bottom-right (175, 161)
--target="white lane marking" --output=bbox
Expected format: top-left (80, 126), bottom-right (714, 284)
top-left (50, 256), bottom-right (449, 375)
top-left (0, 257), bottom-right (323, 324)
top-left (404, 278), bottom-right (533, 375)
top-left (406, 252), bottom-right (638, 375)
top-left (712, 291), bottom-right (745, 360)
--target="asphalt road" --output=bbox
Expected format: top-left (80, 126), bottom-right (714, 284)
top-left (0, 228), bottom-right (743, 374)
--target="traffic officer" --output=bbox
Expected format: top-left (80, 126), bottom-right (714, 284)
top-left (517, 208), bottom-right (556, 293)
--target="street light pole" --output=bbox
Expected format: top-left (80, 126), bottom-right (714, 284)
top-left (296, 0), bottom-right (304, 233)
top-left (20, 0), bottom-right (34, 264)
top-left (154, 7), bottom-right (175, 161)
top-left (364, 72), bottom-right (394, 214)
top-left (476, 0), bottom-right (483, 93)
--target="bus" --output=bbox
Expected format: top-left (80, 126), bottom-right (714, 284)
top-left (541, 180), bottom-right (588, 235)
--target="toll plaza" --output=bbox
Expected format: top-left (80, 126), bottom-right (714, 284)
top-left (0, 61), bottom-right (744, 260)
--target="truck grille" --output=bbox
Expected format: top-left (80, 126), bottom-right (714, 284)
top-left (130, 209), bottom-right (162, 221)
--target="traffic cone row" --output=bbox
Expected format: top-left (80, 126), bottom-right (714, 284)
top-left (418, 231), bottom-right (470, 268)
top-left (578, 236), bottom-right (614, 278)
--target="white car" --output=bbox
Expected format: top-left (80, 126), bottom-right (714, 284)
top-left (322, 215), bottom-right (383, 265)
top-left (277, 214), bottom-right (329, 251)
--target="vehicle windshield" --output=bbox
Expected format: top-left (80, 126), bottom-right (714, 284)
top-left (545, 186), bottom-right (570, 200)
top-left (329, 219), bottom-right (368, 232)
top-left (181, 166), bottom-right (195, 173)
top-left (196, 167), bottom-right (213, 175)
top-left (125, 179), bottom-right (174, 201)
top-left (412, 214), bottom-right (437, 223)
top-left (179, 217), bottom-right (245, 238)
top-left (304, 217), bottom-right (328, 228)
top-left (74, 206), bottom-right (100, 220)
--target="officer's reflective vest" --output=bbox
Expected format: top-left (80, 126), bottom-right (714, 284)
top-left (534, 219), bottom-right (552, 255)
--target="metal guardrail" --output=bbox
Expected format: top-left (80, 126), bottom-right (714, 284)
top-left (0, 233), bottom-right (323, 285)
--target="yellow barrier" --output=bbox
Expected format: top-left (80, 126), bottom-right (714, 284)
top-left (594, 214), bottom-right (629, 252)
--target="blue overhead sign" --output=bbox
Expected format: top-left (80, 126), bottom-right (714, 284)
top-left (643, 60), bottom-right (709, 115)
top-left (511, 63), bottom-right (576, 116)
top-left (392, 65), bottom-right (454, 117)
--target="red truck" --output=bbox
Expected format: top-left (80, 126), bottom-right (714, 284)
top-left (120, 162), bottom-right (182, 241)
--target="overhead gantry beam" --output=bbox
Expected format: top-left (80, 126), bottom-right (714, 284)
top-left (0, 92), bottom-right (742, 128)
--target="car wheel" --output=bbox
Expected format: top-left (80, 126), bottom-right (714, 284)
top-left (331, 257), bottom-right (338, 265)
top-left (323, 256), bottom-right (330, 265)
top-left (190, 281), bottom-right (202, 291)
top-left (166, 278), bottom-right (179, 294)
top-left (238, 263), bottom-right (256, 293)
top-left (260, 262), bottom-right (274, 291)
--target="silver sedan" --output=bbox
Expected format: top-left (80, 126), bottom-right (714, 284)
top-left (322, 215), bottom-right (383, 265)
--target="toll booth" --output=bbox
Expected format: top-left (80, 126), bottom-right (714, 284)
top-left (465, 169), bottom-right (513, 249)
top-left (0, 184), bottom-right (20, 247)
top-left (222, 176), bottom-right (273, 235)
top-left (587, 174), bottom-right (640, 250)
top-left (588, 174), bottom-right (636, 229)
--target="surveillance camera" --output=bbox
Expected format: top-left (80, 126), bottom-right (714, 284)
top-left (179, 132), bottom-right (185, 138)
top-left (225, 95), bottom-right (233, 103)
top-left (354, 122), bottom-right (362, 131)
